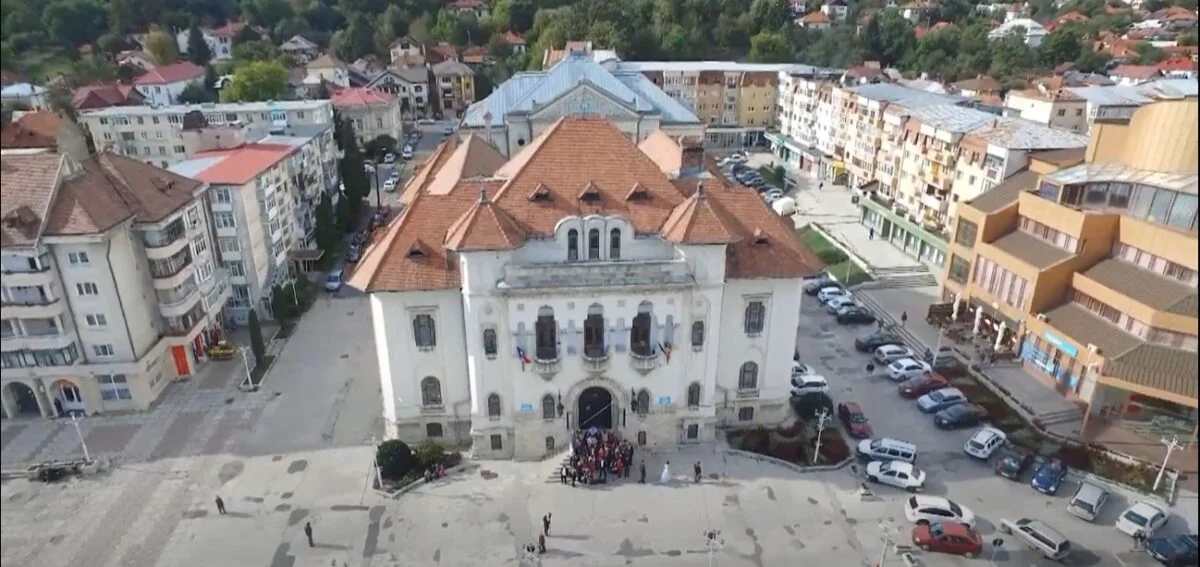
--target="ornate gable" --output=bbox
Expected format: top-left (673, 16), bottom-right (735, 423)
top-left (531, 83), bottom-right (637, 122)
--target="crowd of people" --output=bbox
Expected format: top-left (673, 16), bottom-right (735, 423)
top-left (561, 427), bottom-right (638, 485)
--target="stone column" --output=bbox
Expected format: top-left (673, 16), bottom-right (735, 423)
top-left (33, 378), bottom-right (53, 418)
top-left (972, 307), bottom-right (984, 336)
top-left (0, 385), bottom-right (16, 419)
top-left (994, 323), bottom-right (1007, 352)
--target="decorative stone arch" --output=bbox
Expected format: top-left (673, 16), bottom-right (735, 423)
top-left (1, 378), bottom-right (46, 418)
top-left (565, 375), bottom-right (629, 430)
top-left (49, 377), bottom-right (88, 415)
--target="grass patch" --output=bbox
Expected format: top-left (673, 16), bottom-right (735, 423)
top-left (798, 227), bottom-right (873, 286)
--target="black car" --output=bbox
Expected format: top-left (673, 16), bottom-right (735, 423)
top-left (855, 330), bottom-right (903, 352)
top-left (933, 404), bottom-right (988, 429)
top-left (836, 306), bottom-right (876, 325)
top-left (1146, 534), bottom-right (1198, 566)
top-left (993, 447), bottom-right (1034, 481)
top-left (804, 277), bottom-right (839, 295)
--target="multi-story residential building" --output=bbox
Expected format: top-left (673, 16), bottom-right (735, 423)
top-left (458, 54), bottom-right (704, 158)
top-left (617, 61), bottom-right (839, 148)
top-left (1004, 86), bottom-right (1090, 133)
top-left (1, 151), bottom-right (230, 419)
top-left (330, 87), bottom-right (403, 145)
top-left (822, 0), bottom-right (849, 21)
top-left (362, 67), bottom-right (429, 118)
top-left (133, 62), bottom-right (206, 107)
top-left (169, 140), bottom-right (316, 324)
top-left (305, 55), bottom-right (351, 88)
top-left (1057, 79), bottom-right (1198, 134)
top-left (279, 35), bottom-right (319, 62)
top-left (348, 117), bottom-right (823, 458)
top-left (76, 100), bottom-right (336, 169)
top-left (174, 22), bottom-right (242, 62)
top-left (941, 99), bottom-right (1197, 458)
top-left (431, 60), bottom-right (476, 117)
top-left (388, 37), bottom-right (426, 68)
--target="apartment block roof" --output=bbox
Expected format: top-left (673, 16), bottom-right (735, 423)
top-left (349, 117), bottom-right (823, 293)
top-left (72, 82), bottom-right (144, 110)
top-left (965, 170), bottom-right (1037, 212)
top-left (613, 61), bottom-right (837, 75)
top-left (133, 61), bottom-right (205, 85)
top-left (0, 112), bottom-right (65, 149)
top-left (848, 83), bottom-right (968, 107)
top-left (898, 103), bottom-right (997, 133)
top-left (169, 143), bottom-right (297, 185)
top-left (47, 153), bottom-right (205, 235)
top-left (329, 87), bottom-right (397, 108)
top-left (79, 100), bottom-right (333, 118)
top-left (0, 153), bottom-right (62, 247)
top-left (1081, 259), bottom-right (1198, 316)
top-left (988, 230), bottom-right (1072, 268)
top-left (461, 53), bottom-right (701, 128)
top-left (969, 115), bottom-right (1089, 150)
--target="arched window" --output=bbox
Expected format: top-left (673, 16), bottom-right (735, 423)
top-left (687, 383), bottom-right (701, 408)
top-left (421, 376), bottom-right (443, 406)
top-left (541, 394), bottom-right (556, 419)
top-left (567, 229), bottom-right (579, 261)
top-left (609, 228), bottom-right (621, 260)
top-left (535, 306), bottom-right (558, 360)
top-left (738, 362), bottom-right (758, 391)
top-left (482, 328), bottom-right (498, 356)
top-left (587, 228), bottom-right (601, 260)
top-left (630, 301), bottom-right (653, 356)
top-left (636, 389), bottom-right (650, 415)
top-left (637, 431), bottom-right (647, 445)
top-left (487, 393), bottom-right (501, 417)
top-left (583, 303), bottom-right (605, 357)
top-left (545, 436), bottom-right (556, 451)
top-left (691, 321), bottom-right (705, 347)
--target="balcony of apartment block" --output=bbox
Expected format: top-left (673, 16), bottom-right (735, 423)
top-left (156, 276), bottom-right (202, 318)
top-left (0, 252), bottom-right (55, 287)
top-left (0, 285), bottom-right (66, 319)
top-left (141, 218), bottom-right (188, 260)
top-left (163, 301), bottom-right (209, 342)
top-left (148, 246), bottom-right (195, 290)
top-left (1, 318), bottom-right (78, 352)
top-left (580, 345), bottom-right (610, 373)
top-left (858, 190), bottom-right (952, 254)
top-left (497, 260), bottom-right (695, 293)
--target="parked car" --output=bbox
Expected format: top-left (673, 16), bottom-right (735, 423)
top-left (917, 387), bottom-right (967, 413)
top-left (837, 402), bottom-right (873, 438)
top-left (825, 296), bottom-right (859, 314)
top-left (887, 358), bottom-right (932, 381)
top-left (1146, 534), bottom-right (1198, 566)
top-left (898, 373), bottom-right (949, 398)
top-left (1066, 482), bottom-right (1110, 522)
top-left (401, 146), bottom-right (414, 160)
top-left (1031, 459), bottom-right (1068, 495)
top-left (817, 287), bottom-right (852, 304)
top-left (383, 152), bottom-right (395, 164)
top-left (1116, 501), bottom-right (1170, 538)
top-left (324, 268), bottom-right (344, 292)
top-left (963, 427), bottom-right (1007, 459)
top-left (999, 518), bottom-right (1071, 561)
top-left (790, 374), bottom-right (829, 397)
top-left (933, 403), bottom-right (987, 429)
top-left (905, 495), bottom-right (977, 528)
top-left (443, 123), bottom-right (456, 135)
top-left (855, 329), bottom-right (903, 352)
top-left (911, 521), bottom-right (983, 558)
top-left (874, 344), bottom-right (916, 365)
top-left (856, 438), bottom-right (918, 463)
top-left (791, 362), bottom-right (814, 377)
top-left (725, 153), bottom-right (747, 163)
top-left (836, 306), bottom-right (876, 325)
top-left (994, 447), bottom-right (1034, 481)
top-left (804, 277), bottom-right (839, 296)
top-left (383, 178), bottom-right (397, 192)
top-left (866, 460), bottom-right (926, 492)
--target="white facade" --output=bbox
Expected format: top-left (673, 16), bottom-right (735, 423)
top-left (135, 76), bottom-right (205, 107)
top-left (371, 222), bottom-right (803, 459)
top-left (175, 28), bottom-right (233, 61)
top-left (988, 18), bottom-right (1047, 47)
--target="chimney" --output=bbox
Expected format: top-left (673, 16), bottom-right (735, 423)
top-left (681, 139), bottom-right (704, 173)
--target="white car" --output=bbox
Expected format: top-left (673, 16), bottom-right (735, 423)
top-left (866, 460), bottom-right (926, 492)
top-left (874, 344), bottom-right (916, 364)
top-left (825, 296), bottom-right (858, 313)
top-left (725, 153), bottom-right (747, 163)
top-left (1115, 501), bottom-right (1170, 538)
top-left (887, 358), bottom-right (931, 381)
top-left (401, 146), bottom-right (414, 160)
top-left (904, 495), bottom-right (977, 528)
top-left (791, 362), bottom-right (814, 378)
top-left (417, 118), bottom-right (436, 125)
top-left (817, 287), bottom-right (852, 304)
top-left (383, 152), bottom-right (395, 164)
top-left (382, 178), bottom-right (397, 192)
top-left (963, 427), bottom-right (1007, 459)
top-left (790, 374), bottom-right (829, 396)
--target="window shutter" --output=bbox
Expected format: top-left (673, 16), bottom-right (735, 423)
top-left (614, 318), bottom-right (627, 352)
top-left (566, 320), bottom-right (578, 355)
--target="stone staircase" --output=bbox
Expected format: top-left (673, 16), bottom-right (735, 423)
top-left (858, 265), bottom-right (939, 290)
top-left (544, 454), bottom-right (573, 484)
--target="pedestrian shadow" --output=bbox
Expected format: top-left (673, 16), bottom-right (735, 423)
top-left (226, 512), bottom-right (253, 519)
top-left (313, 543), bottom-right (349, 550)
top-left (550, 534), bottom-right (591, 541)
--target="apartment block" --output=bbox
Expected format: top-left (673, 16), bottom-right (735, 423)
top-left (619, 61), bottom-right (837, 148)
top-left (431, 60), bottom-right (475, 117)
top-left (330, 87), bottom-right (404, 145)
top-left (1, 151), bottom-right (230, 419)
top-left (941, 99), bottom-right (1197, 444)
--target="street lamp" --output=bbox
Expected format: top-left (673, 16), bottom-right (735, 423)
top-left (69, 413), bottom-right (91, 462)
top-left (238, 346), bottom-right (254, 389)
top-left (812, 408), bottom-right (831, 465)
top-left (703, 529), bottom-right (725, 567)
top-left (1153, 436), bottom-right (1182, 492)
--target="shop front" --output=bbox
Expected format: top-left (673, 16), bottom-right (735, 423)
top-left (858, 192), bottom-right (949, 270)
top-left (765, 131), bottom-right (806, 171)
top-left (1019, 330), bottom-right (1087, 397)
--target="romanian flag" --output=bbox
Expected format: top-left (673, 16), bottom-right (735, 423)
top-left (516, 346), bottom-right (530, 371)
top-left (658, 341), bottom-right (672, 363)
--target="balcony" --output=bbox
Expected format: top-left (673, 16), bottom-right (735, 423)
top-left (1, 253), bottom-right (54, 286)
top-left (149, 247), bottom-right (194, 288)
top-left (629, 351), bottom-right (659, 374)
top-left (499, 260), bottom-right (695, 292)
top-left (533, 357), bottom-right (561, 378)
top-left (3, 321), bottom-right (77, 351)
top-left (164, 302), bottom-right (207, 338)
top-left (1, 287), bottom-right (64, 319)
top-left (921, 192), bottom-right (949, 215)
top-left (157, 277), bottom-right (202, 317)
top-left (142, 219), bottom-right (188, 259)
top-left (581, 350), bottom-right (610, 373)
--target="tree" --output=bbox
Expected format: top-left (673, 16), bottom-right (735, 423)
top-left (335, 192), bottom-right (358, 232)
top-left (221, 60), bottom-right (289, 102)
top-left (248, 308), bottom-right (266, 366)
top-left (203, 64), bottom-right (219, 95)
top-left (314, 81), bottom-right (332, 100)
top-left (107, 0), bottom-right (131, 35)
top-left (144, 29), bottom-right (178, 65)
top-left (376, 440), bottom-right (416, 481)
top-left (1133, 42), bottom-right (1164, 65)
top-left (43, 0), bottom-right (108, 47)
top-left (187, 25), bottom-right (213, 66)
top-left (748, 31), bottom-right (791, 63)
top-left (1038, 27), bottom-right (1083, 68)
top-left (177, 82), bottom-right (214, 103)
top-left (331, 13), bottom-right (375, 62)
top-left (96, 32), bottom-right (124, 57)
top-left (314, 192), bottom-right (337, 252)
top-left (232, 39), bottom-right (286, 66)
top-left (864, 10), bottom-right (916, 68)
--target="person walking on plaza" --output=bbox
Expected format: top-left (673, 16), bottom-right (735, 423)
top-left (869, 227), bottom-right (875, 240)
top-left (542, 513), bottom-right (552, 536)
top-left (304, 521), bottom-right (314, 547)
top-left (560, 465), bottom-right (567, 485)
top-left (660, 461), bottom-right (671, 484)
top-left (214, 495), bottom-right (226, 515)
top-left (900, 311), bottom-right (908, 327)
top-left (694, 462), bottom-right (702, 483)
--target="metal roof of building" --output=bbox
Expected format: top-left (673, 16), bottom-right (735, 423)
top-left (613, 61), bottom-right (839, 75)
top-left (1066, 78), bottom-right (1198, 106)
top-left (1044, 163), bottom-right (1198, 194)
top-left (847, 83), bottom-right (968, 107)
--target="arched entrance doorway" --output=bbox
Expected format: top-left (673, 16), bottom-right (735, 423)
top-left (51, 380), bottom-right (84, 416)
top-left (5, 382), bottom-right (41, 417)
top-left (577, 386), bottom-right (613, 430)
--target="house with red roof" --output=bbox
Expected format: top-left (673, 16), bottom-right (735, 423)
top-left (73, 82), bottom-right (145, 110)
top-left (1044, 11), bottom-right (1089, 32)
top-left (174, 21), bottom-right (255, 62)
top-left (797, 11), bottom-right (832, 29)
top-left (1157, 56), bottom-right (1198, 79)
top-left (133, 62), bottom-right (205, 106)
top-left (330, 87), bottom-right (402, 144)
top-left (1109, 64), bottom-right (1164, 86)
top-left (503, 31), bottom-right (527, 55)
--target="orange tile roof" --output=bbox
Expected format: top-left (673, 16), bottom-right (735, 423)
top-left (801, 11), bottom-right (831, 23)
top-left (0, 153), bottom-right (62, 246)
top-left (329, 87), bottom-right (396, 108)
top-left (0, 112), bottom-right (64, 149)
top-left (133, 61), bottom-right (204, 85)
top-left (185, 144), bottom-right (297, 185)
top-left (349, 117), bottom-right (824, 292)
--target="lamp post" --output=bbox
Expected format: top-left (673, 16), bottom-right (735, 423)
top-left (1153, 436), bottom-right (1181, 492)
top-left (704, 529), bottom-right (724, 567)
top-left (875, 523), bottom-right (899, 567)
top-left (812, 408), bottom-right (831, 465)
top-left (69, 413), bottom-right (91, 462)
top-left (239, 346), bottom-right (254, 388)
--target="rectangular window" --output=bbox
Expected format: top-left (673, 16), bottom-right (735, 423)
top-left (218, 237), bottom-right (240, 253)
top-left (413, 314), bottom-right (437, 348)
top-left (85, 314), bottom-right (108, 327)
top-left (97, 374), bottom-right (133, 401)
top-left (737, 407), bottom-right (755, 421)
top-left (212, 188), bottom-right (232, 203)
top-left (954, 219), bottom-right (978, 247)
top-left (93, 344), bottom-right (116, 357)
top-left (213, 212), bottom-right (236, 228)
top-left (190, 233), bottom-right (208, 256)
top-left (76, 282), bottom-right (100, 296)
top-left (490, 434), bottom-right (503, 450)
top-left (223, 260), bottom-right (245, 277)
top-left (68, 251), bottom-right (90, 265)
top-left (744, 301), bottom-right (766, 335)
top-left (948, 255), bottom-right (971, 284)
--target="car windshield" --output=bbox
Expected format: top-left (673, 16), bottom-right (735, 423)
top-left (1124, 510), bottom-right (1150, 526)
top-left (326, 272), bottom-right (341, 283)
top-left (948, 502), bottom-right (963, 516)
top-left (928, 522), bottom-right (945, 537)
top-left (1167, 535), bottom-right (1198, 552)
top-left (1000, 455), bottom-right (1019, 469)
top-left (968, 440), bottom-right (985, 450)
top-left (870, 439), bottom-right (885, 451)
top-left (878, 461), bottom-right (893, 472)
top-left (849, 414), bottom-right (868, 423)
top-left (1072, 500), bottom-right (1094, 514)
top-left (929, 391), bottom-right (945, 402)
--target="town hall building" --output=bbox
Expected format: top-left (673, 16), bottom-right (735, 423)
top-left (349, 117), bottom-right (822, 460)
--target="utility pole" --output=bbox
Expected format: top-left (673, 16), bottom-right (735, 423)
top-left (1153, 436), bottom-right (1181, 492)
top-left (812, 408), bottom-right (831, 465)
top-left (70, 413), bottom-right (91, 462)
top-left (875, 523), bottom-right (899, 567)
top-left (704, 529), bottom-right (724, 567)
top-left (239, 346), bottom-right (254, 388)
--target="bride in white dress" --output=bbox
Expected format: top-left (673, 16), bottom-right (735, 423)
top-left (660, 461), bottom-right (671, 483)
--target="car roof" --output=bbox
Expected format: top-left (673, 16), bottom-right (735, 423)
top-left (1129, 501), bottom-right (1166, 515)
top-left (1074, 482), bottom-right (1107, 499)
top-left (911, 494), bottom-right (951, 507)
top-left (799, 374), bottom-right (827, 383)
top-left (328, 268), bottom-right (343, 276)
top-left (893, 357), bottom-right (923, 366)
top-left (972, 427), bottom-right (1005, 441)
top-left (936, 387), bottom-right (963, 396)
top-left (881, 460), bottom-right (914, 472)
top-left (934, 521), bottom-right (974, 537)
top-left (839, 401), bottom-right (863, 412)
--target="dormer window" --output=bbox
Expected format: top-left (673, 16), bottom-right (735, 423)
top-left (407, 243), bottom-right (426, 258)
top-left (625, 183), bottom-right (649, 201)
top-left (752, 228), bottom-right (769, 245)
top-left (579, 182), bottom-right (601, 203)
top-left (529, 183), bottom-right (551, 202)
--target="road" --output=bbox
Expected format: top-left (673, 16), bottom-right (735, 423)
top-left (364, 120), bottom-right (456, 211)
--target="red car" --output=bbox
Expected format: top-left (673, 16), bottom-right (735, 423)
top-left (898, 373), bottom-right (949, 399)
top-left (912, 521), bottom-right (984, 558)
top-left (837, 402), bottom-right (873, 438)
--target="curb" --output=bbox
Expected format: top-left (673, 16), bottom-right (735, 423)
top-left (720, 448), bottom-right (852, 473)
top-left (371, 462), bottom-right (478, 499)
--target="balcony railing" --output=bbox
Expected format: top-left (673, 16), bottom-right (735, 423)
top-left (149, 248), bottom-right (193, 279)
top-left (1, 253), bottom-right (52, 274)
top-left (157, 278), bottom-right (199, 307)
top-left (581, 350), bottom-right (610, 373)
top-left (533, 357), bottom-right (561, 378)
top-left (629, 351), bottom-right (659, 374)
top-left (164, 302), bottom-right (206, 336)
top-left (142, 219), bottom-right (186, 249)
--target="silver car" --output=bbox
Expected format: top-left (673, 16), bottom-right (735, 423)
top-left (1066, 482), bottom-right (1109, 522)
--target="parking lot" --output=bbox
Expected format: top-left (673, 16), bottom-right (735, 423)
top-left (795, 290), bottom-right (1194, 566)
